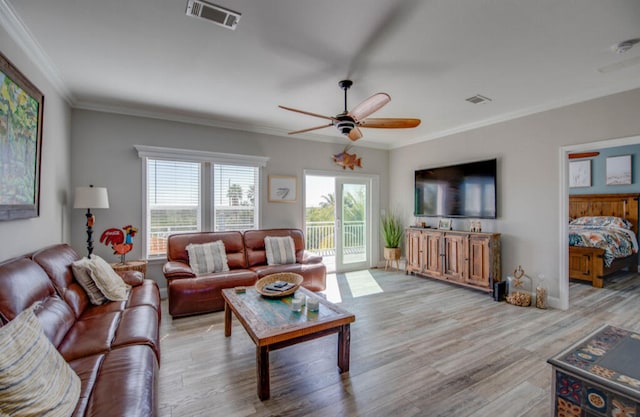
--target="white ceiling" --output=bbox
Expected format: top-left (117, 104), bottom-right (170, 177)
top-left (3, 0), bottom-right (640, 149)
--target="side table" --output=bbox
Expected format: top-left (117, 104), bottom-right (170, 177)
top-left (111, 260), bottom-right (148, 277)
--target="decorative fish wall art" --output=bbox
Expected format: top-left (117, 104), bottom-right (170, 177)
top-left (332, 146), bottom-right (362, 170)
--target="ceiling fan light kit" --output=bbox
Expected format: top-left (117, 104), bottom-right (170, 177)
top-left (279, 79), bottom-right (421, 142)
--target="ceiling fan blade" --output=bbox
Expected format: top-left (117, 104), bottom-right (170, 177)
top-left (279, 105), bottom-right (339, 122)
top-left (287, 123), bottom-right (333, 135)
top-left (348, 127), bottom-right (363, 141)
top-left (349, 93), bottom-right (391, 121)
top-left (359, 118), bottom-right (421, 129)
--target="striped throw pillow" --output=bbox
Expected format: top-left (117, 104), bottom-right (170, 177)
top-left (0, 305), bottom-right (81, 417)
top-left (186, 240), bottom-right (229, 275)
top-left (264, 236), bottom-right (296, 265)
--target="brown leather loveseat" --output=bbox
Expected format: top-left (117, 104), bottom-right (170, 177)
top-left (163, 228), bottom-right (326, 317)
top-left (0, 244), bottom-right (161, 417)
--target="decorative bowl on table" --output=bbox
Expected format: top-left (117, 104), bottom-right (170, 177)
top-left (255, 273), bottom-right (303, 298)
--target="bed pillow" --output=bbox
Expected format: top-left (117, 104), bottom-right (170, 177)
top-left (72, 257), bottom-right (108, 305)
top-left (264, 236), bottom-right (296, 265)
top-left (186, 240), bottom-right (229, 275)
top-left (569, 216), bottom-right (632, 230)
top-left (0, 305), bottom-right (81, 417)
top-left (86, 254), bottom-right (131, 301)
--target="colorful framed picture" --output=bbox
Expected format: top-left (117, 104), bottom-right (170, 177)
top-left (0, 51), bottom-right (44, 221)
top-left (606, 155), bottom-right (632, 185)
top-left (438, 218), bottom-right (452, 230)
top-left (268, 175), bottom-right (297, 203)
top-left (569, 160), bottom-right (591, 188)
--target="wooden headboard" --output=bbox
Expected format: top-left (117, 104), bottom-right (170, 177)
top-left (569, 193), bottom-right (640, 233)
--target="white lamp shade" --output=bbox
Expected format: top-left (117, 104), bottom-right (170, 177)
top-left (73, 186), bottom-right (110, 209)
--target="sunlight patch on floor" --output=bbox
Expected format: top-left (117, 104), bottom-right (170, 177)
top-left (345, 270), bottom-right (383, 298)
top-left (321, 273), bottom-right (342, 303)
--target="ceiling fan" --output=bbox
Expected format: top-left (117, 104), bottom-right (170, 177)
top-left (279, 80), bottom-right (421, 141)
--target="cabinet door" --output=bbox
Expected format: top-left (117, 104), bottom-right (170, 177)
top-left (443, 234), bottom-right (467, 282)
top-left (405, 230), bottom-right (422, 273)
top-left (467, 235), bottom-right (491, 288)
top-left (423, 231), bottom-right (443, 277)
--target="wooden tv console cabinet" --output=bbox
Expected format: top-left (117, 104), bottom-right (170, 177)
top-left (405, 228), bottom-right (501, 293)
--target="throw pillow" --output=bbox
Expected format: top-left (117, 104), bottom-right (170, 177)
top-left (0, 305), bottom-right (81, 417)
top-left (87, 254), bottom-right (131, 301)
top-left (72, 257), bottom-right (108, 305)
top-left (186, 240), bottom-right (229, 275)
top-left (264, 236), bottom-right (296, 265)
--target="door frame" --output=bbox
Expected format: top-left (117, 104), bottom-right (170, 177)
top-left (303, 169), bottom-right (380, 272)
top-left (559, 134), bottom-right (640, 310)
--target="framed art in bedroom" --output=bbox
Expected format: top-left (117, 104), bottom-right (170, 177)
top-left (569, 160), bottom-right (591, 188)
top-left (605, 155), bottom-right (632, 185)
top-left (0, 51), bottom-right (44, 221)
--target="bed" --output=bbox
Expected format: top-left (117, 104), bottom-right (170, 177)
top-left (568, 193), bottom-right (639, 288)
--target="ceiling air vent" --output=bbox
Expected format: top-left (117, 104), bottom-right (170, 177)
top-left (185, 0), bottom-right (241, 30)
top-left (465, 94), bottom-right (492, 104)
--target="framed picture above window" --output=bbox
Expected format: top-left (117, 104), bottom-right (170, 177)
top-left (606, 155), bottom-right (632, 185)
top-left (569, 160), bottom-right (591, 188)
top-left (268, 176), bottom-right (297, 203)
top-left (0, 51), bottom-right (44, 221)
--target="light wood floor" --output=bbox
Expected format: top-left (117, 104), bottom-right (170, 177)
top-left (158, 269), bottom-right (640, 417)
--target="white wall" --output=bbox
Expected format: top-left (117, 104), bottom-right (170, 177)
top-left (389, 88), bottom-right (640, 307)
top-left (70, 109), bottom-right (390, 289)
top-left (0, 26), bottom-right (72, 261)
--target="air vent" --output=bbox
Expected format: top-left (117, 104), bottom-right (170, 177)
top-left (465, 94), bottom-right (492, 104)
top-left (185, 0), bottom-right (241, 30)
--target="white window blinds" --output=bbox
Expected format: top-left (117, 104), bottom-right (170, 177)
top-left (147, 159), bottom-right (201, 257)
top-left (136, 145), bottom-right (269, 259)
top-left (213, 164), bottom-right (259, 231)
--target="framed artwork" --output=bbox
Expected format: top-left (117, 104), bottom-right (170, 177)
top-left (569, 160), bottom-right (591, 188)
top-left (0, 51), bottom-right (44, 221)
top-left (438, 218), bottom-right (452, 230)
top-left (268, 175), bottom-right (297, 203)
top-left (606, 155), bottom-right (632, 185)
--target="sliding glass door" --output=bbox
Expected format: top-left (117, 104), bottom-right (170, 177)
top-left (304, 173), bottom-right (374, 273)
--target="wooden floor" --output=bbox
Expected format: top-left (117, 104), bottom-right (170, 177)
top-left (158, 269), bottom-right (640, 417)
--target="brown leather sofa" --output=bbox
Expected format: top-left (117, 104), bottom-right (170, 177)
top-left (0, 244), bottom-right (161, 417)
top-left (163, 228), bottom-right (326, 317)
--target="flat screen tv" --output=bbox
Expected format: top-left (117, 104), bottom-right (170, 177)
top-left (414, 158), bottom-right (497, 219)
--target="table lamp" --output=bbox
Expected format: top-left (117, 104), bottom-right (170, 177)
top-left (74, 185), bottom-right (109, 256)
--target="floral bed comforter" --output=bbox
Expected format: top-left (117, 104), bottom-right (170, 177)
top-left (569, 225), bottom-right (638, 267)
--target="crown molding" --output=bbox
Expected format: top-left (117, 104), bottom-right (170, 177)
top-left (0, 0), bottom-right (74, 104)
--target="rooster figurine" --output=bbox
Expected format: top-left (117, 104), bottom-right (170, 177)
top-left (100, 225), bottom-right (138, 264)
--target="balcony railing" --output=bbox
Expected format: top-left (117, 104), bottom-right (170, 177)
top-left (149, 221), bottom-right (366, 258)
top-left (305, 221), bottom-right (365, 256)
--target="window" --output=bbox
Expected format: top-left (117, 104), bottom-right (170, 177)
top-left (213, 164), bottom-right (259, 231)
top-left (136, 146), bottom-right (269, 259)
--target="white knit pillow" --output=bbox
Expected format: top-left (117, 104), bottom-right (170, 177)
top-left (72, 257), bottom-right (108, 305)
top-left (0, 305), bottom-right (81, 417)
top-left (186, 240), bottom-right (229, 275)
top-left (264, 236), bottom-right (296, 265)
top-left (87, 254), bottom-right (131, 301)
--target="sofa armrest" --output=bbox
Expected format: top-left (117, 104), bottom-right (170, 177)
top-left (118, 270), bottom-right (144, 286)
top-left (301, 251), bottom-right (323, 264)
top-left (163, 261), bottom-right (196, 279)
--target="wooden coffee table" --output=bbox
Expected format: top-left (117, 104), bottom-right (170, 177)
top-left (222, 286), bottom-right (355, 400)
